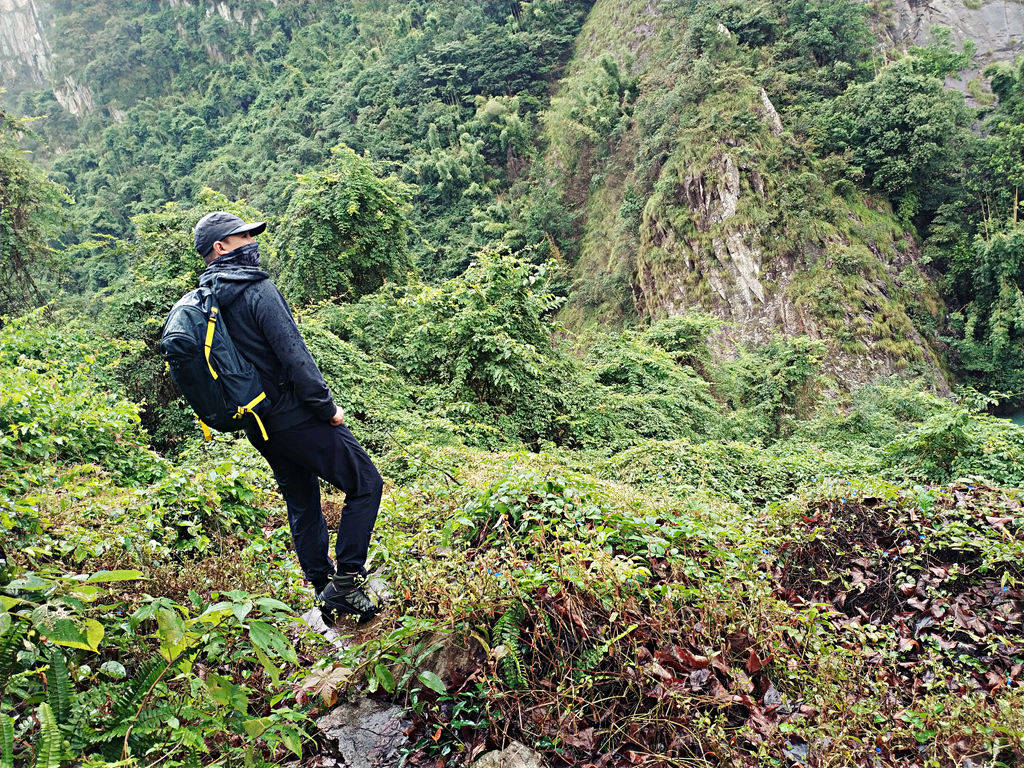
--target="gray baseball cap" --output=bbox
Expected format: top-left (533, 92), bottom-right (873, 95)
top-left (193, 211), bottom-right (266, 257)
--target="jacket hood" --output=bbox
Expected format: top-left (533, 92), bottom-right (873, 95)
top-left (198, 252), bottom-right (270, 307)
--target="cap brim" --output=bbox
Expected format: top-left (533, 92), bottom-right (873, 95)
top-left (224, 221), bottom-right (267, 238)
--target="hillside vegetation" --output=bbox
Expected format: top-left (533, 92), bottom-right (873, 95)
top-left (2, 1), bottom-right (1024, 767)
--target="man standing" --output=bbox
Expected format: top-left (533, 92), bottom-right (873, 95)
top-left (193, 211), bottom-right (383, 624)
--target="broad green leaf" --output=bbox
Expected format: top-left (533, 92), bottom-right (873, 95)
top-left (66, 584), bottom-right (104, 602)
top-left (417, 670), bottom-right (446, 695)
top-left (6, 574), bottom-right (48, 591)
top-left (155, 607), bottom-right (185, 645)
top-left (231, 600), bottom-right (254, 623)
top-left (374, 663), bottom-right (395, 693)
top-left (279, 725), bottom-right (302, 758)
top-left (251, 644), bottom-right (281, 685)
top-left (243, 716), bottom-right (273, 738)
top-left (0, 612), bottom-right (10, 637)
top-left (204, 672), bottom-right (249, 711)
top-left (197, 601), bottom-right (235, 624)
top-left (31, 608), bottom-right (103, 651)
top-left (155, 607), bottom-right (194, 660)
top-left (255, 597), bottom-right (292, 613)
top-left (99, 660), bottom-right (127, 679)
top-left (248, 619), bottom-right (298, 664)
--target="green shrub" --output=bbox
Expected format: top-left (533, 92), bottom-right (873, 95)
top-left (277, 145), bottom-right (414, 304)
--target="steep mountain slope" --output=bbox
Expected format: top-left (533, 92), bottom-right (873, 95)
top-left (0, 0), bottom-right (1018, 388)
top-left (541, 0), bottom-right (951, 388)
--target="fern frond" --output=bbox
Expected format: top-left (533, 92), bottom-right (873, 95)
top-left (34, 703), bottom-right (64, 768)
top-left (44, 647), bottom-right (72, 724)
top-left (131, 704), bottom-right (176, 737)
top-left (63, 693), bottom-right (96, 755)
top-left (0, 622), bottom-right (27, 698)
top-left (571, 643), bottom-right (603, 682)
top-left (493, 602), bottom-right (527, 689)
top-left (112, 657), bottom-right (165, 720)
top-left (1, 714), bottom-right (14, 768)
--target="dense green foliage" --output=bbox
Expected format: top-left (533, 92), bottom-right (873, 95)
top-left (2, 1), bottom-right (1024, 765)
top-left (816, 59), bottom-right (972, 219)
top-left (4, 304), bottom-right (1022, 764)
top-left (277, 146), bottom-right (414, 304)
top-left (9, 1), bottom-right (590, 277)
top-left (0, 111), bottom-right (70, 317)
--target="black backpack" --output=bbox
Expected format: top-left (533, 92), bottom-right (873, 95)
top-left (160, 286), bottom-right (270, 441)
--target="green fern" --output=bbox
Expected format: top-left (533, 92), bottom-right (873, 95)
top-left (44, 648), bottom-right (72, 724)
top-left (571, 643), bottom-right (603, 682)
top-left (112, 657), bottom-right (166, 720)
top-left (95, 655), bottom-right (173, 759)
top-left (0, 622), bottom-right (27, 698)
top-left (1, 714), bottom-right (14, 768)
top-left (33, 703), bottom-right (63, 768)
top-left (493, 602), bottom-right (527, 689)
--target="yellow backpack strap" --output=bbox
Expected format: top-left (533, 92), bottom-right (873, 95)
top-left (198, 419), bottom-right (212, 441)
top-left (204, 306), bottom-right (219, 380)
top-left (249, 411), bottom-right (269, 442)
top-left (233, 392), bottom-right (269, 441)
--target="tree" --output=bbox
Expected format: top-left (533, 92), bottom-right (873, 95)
top-left (816, 58), bottom-right (973, 221)
top-left (947, 226), bottom-right (1024, 397)
top-left (0, 110), bottom-right (71, 318)
top-left (276, 145), bottom-right (414, 304)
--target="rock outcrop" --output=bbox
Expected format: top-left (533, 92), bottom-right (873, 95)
top-left (0, 0), bottom-right (50, 86)
top-left (316, 699), bottom-right (410, 768)
top-left (0, 0), bottom-right (265, 116)
top-left (868, 0), bottom-right (1024, 103)
top-left (872, 0), bottom-right (1023, 67)
top-left (472, 742), bottom-right (548, 768)
top-left (550, 1), bottom-right (951, 391)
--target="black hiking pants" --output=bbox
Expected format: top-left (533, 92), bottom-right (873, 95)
top-left (247, 418), bottom-right (383, 590)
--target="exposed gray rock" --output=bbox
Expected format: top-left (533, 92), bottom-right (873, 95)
top-left (53, 75), bottom-right (94, 117)
top-left (317, 699), bottom-right (410, 768)
top-left (759, 87), bottom-right (783, 136)
top-left (872, 0), bottom-right (1023, 67)
top-left (866, 0), bottom-right (1024, 103)
top-left (0, 0), bottom-right (50, 85)
top-left (636, 142), bottom-right (950, 391)
top-left (472, 741), bottom-right (548, 768)
top-left (1, 0), bottom-right (265, 114)
top-left (300, 607), bottom-right (353, 654)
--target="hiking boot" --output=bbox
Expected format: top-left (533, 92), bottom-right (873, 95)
top-left (316, 572), bottom-right (381, 625)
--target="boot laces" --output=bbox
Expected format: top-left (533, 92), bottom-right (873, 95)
top-left (322, 573), bottom-right (377, 615)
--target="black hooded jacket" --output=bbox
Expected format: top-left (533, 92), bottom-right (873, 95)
top-left (198, 251), bottom-right (336, 432)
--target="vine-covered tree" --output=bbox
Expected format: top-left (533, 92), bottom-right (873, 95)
top-left (276, 145), bottom-right (414, 304)
top-left (0, 110), bottom-right (70, 318)
top-left (816, 58), bottom-right (973, 221)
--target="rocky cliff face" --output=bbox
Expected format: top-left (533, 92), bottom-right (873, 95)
top-left (0, 0), bottom-right (50, 86)
top-left (874, 0), bottom-right (1023, 66)
top-left (0, 0), bottom-right (265, 117)
top-left (869, 0), bottom-right (1023, 101)
top-left (0, 0), bottom-right (95, 116)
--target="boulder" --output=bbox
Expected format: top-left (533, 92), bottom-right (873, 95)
top-left (472, 741), bottom-right (548, 768)
top-left (317, 699), bottom-right (410, 768)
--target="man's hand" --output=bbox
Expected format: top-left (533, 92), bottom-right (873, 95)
top-left (330, 406), bottom-right (345, 426)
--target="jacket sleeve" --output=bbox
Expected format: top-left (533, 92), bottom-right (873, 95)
top-left (252, 281), bottom-right (337, 422)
